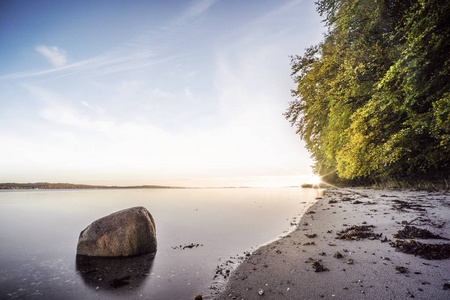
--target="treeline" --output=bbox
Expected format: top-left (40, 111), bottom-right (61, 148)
top-left (0, 183), bottom-right (176, 190)
top-left (286, 0), bottom-right (449, 184)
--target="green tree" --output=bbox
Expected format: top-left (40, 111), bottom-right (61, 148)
top-left (286, 0), bottom-right (450, 183)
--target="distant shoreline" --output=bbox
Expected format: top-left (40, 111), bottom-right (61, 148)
top-left (0, 182), bottom-right (182, 190)
top-left (0, 182), bottom-right (317, 190)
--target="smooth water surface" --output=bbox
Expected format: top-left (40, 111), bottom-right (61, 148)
top-left (0, 188), bottom-right (321, 299)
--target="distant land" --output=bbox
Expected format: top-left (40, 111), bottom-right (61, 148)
top-left (0, 182), bottom-right (180, 190)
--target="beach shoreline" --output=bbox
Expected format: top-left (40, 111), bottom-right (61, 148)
top-left (214, 187), bottom-right (450, 300)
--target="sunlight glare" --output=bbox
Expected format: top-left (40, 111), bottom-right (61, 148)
top-left (310, 175), bottom-right (322, 185)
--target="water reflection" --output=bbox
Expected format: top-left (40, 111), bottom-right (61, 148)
top-left (76, 253), bottom-right (155, 292)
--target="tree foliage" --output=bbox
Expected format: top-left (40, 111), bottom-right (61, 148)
top-left (286, 0), bottom-right (450, 183)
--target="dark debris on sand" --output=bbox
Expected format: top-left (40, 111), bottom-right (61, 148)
top-left (391, 199), bottom-right (428, 212)
top-left (393, 226), bottom-right (448, 240)
top-left (390, 240), bottom-right (450, 260)
top-left (172, 243), bottom-right (203, 250)
top-left (305, 233), bottom-right (318, 238)
top-left (336, 225), bottom-right (382, 241)
top-left (395, 266), bottom-right (408, 273)
top-left (311, 260), bottom-right (329, 272)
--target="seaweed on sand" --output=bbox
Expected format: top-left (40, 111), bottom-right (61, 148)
top-left (336, 225), bottom-right (382, 241)
top-left (333, 251), bottom-right (344, 258)
top-left (390, 240), bottom-right (450, 260)
top-left (393, 226), bottom-right (448, 240)
top-left (305, 233), bottom-right (317, 238)
top-left (391, 200), bottom-right (428, 212)
top-left (311, 260), bottom-right (329, 272)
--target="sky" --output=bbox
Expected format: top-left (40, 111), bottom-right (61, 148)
top-left (0, 0), bottom-right (325, 187)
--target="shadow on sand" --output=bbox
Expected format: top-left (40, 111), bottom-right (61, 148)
top-left (76, 253), bottom-right (155, 292)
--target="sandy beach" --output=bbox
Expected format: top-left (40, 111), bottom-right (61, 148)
top-left (214, 187), bottom-right (450, 300)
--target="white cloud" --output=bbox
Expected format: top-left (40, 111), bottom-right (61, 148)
top-left (81, 100), bottom-right (91, 108)
top-left (184, 87), bottom-right (193, 99)
top-left (118, 80), bottom-right (145, 95)
top-left (22, 85), bottom-right (112, 132)
top-left (36, 45), bottom-right (68, 67)
top-left (209, 7), bottom-right (316, 176)
top-left (148, 88), bottom-right (173, 99)
top-left (39, 105), bottom-right (114, 133)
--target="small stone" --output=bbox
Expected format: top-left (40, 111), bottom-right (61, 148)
top-left (258, 289), bottom-right (264, 295)
top-left (395, 266), bottom-right (408, 273)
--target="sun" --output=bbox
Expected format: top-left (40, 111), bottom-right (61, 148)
top-left (310, 175), bottom-right (322, 185)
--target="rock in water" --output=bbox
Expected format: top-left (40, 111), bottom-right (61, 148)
top-left (77, 206), bottom-right (157, 257)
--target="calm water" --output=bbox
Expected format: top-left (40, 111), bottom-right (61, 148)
top-left (0, 188), bottom-right (321, 299)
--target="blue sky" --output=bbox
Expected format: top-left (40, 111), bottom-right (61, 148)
top-left (0, 0), bottom-right (325, 187)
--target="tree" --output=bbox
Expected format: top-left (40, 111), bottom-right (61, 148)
top-left (286, 0), bottom-right (450, 183)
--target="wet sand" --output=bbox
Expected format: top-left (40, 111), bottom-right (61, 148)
top-left (214, 188), bottom-right (450, 300)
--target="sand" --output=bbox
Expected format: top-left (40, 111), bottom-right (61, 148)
top-left (213, 187), bottom-right (450, 300)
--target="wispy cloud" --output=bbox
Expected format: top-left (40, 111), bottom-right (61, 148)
top-left (184, 0), bottom-right (218, 20)
top-left (250, 0), bottom-right (303, 26)
top-left (36, 45), bottom-right (68, 67)
top-left (81, 100), bottom-right (105, 114)
top-left (1, 51), bottom-right (113, 79)
top-left (165, 0), bottom-right (219, 29)
top-left (23, 84), bottom-right (113, 132)
top-left (1, 1), bottom-right (216, 82)
top-left (0, 50), bottom-right (178, 80)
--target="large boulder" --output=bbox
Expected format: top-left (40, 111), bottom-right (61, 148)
top-left (77, 206), bottom-right (157, 257)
